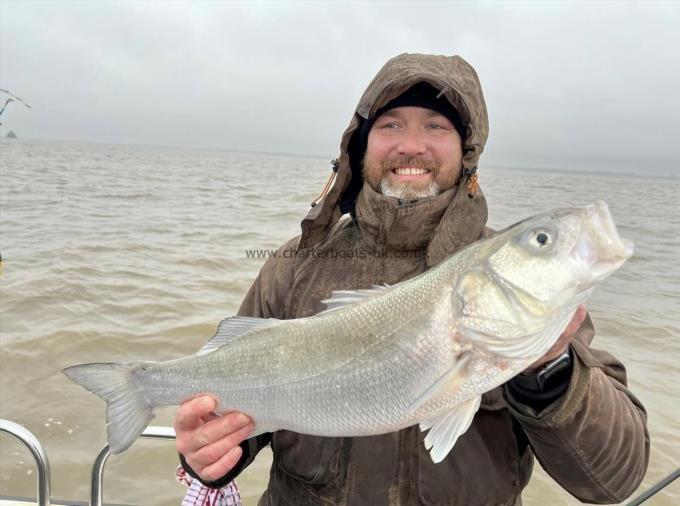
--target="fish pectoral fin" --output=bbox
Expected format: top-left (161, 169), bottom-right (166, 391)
top-left (419, 395), bottom-right (481, 463)
top-left (198, 316), bottom-right (282, 354)
top-left (406, 351), bottom-right (472, 414)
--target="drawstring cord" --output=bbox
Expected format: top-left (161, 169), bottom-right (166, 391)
top-left (464, 166), bottom-right (478, 198)
top-left (311, 159), bottom-right (339, 208)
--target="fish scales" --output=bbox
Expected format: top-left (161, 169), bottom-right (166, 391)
top-left (64, 201), bottom-right (633, 461)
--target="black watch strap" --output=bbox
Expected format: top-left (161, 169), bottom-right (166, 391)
top-left (513, 349), bottom-right (572, 392)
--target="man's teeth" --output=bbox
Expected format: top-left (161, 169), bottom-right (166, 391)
top-left (393, 168), bottom-right (430, 175)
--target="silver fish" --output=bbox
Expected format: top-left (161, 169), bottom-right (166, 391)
top-left (63, 201), bottom-right (633, 462)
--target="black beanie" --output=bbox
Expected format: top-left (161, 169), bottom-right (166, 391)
top-left (356, 82), bottom-right (466, 159)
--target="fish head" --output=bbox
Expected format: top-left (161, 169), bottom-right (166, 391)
top-left (455, 201), bottom-right (633, 359)
top-left (490, 200), bottom-right (634, 298)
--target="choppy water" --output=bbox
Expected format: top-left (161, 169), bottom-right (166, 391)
top-left (1, 139), bottom-right (678, 505)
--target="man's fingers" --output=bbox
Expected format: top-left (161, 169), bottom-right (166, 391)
top-left (191, 412), bottom-right (252, 449)
top-left (522, 305), bottom-right (587, 374)
top-left (174, 396), bottom-right (217, 431)
top-left (200, 412), bottom-right (220, 424)
top-left (575, 304), bottom-right (587, 325)
top-left (199, 445), bottom-right (244, 482)
top-left (559, 305), bottom-right (587, 339)
top-left (565, 304), bottom-right (587, 336)
top-left (188, 422), bottom-right (254, 469)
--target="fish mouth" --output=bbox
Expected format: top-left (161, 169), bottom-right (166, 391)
top-left (572, 201), bottom-right (634, 282)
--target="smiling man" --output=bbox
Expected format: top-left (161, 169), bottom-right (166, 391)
top-left (175, 53), bottom-right (649, 506)
top-left (360, 82), bottom-right (466, 200)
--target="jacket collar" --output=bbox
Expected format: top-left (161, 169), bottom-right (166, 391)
top-left (355, 182), bottom-right (455, 252)
top-left (354, 177), bottom-right (488, 267)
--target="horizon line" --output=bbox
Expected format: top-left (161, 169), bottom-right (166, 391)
top-left (1, 135), bottom-right (677, 181)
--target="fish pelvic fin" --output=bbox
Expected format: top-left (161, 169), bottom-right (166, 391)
top-left (420, 395), bottom-right (481, 463)
top-left (63, 363), bottom-right (154, 454)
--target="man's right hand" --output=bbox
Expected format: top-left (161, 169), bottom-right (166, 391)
top-left (174, 395), bottom-right (254, 482)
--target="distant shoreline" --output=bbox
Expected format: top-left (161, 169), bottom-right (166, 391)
top-left (2, 136), bottom-right (677, 181)
top-left (483, 164), bottom-right (679, 181)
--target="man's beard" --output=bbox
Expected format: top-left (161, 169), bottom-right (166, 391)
top-left (380, 179), bottom-right (441, 200)
top-left (364, 155), bottom-right (446, 201)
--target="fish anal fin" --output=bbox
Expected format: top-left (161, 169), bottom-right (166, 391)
top-left (419, 396), bottom-right (481, 463)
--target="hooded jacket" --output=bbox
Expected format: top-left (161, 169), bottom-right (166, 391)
top-left (183, 53), bottom-right (649, 505)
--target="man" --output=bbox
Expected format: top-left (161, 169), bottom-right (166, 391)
top-left (175, 53), bottom-right (649, 505)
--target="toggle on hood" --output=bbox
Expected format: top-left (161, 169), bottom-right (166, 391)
top-left (300, 53), bottom-right (490, 249)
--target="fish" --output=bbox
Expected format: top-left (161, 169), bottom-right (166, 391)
top-left (63, 201), bottom-right (633, 462)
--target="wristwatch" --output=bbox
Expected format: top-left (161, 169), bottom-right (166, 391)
top-left (513, 349), bottom-right (572, 392)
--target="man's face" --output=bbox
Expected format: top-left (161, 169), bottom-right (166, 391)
top-left (362, 106), bottom-right (464, 200)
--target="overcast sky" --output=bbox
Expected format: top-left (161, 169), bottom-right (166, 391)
top-left (1, 1), bottom-right (679, 175)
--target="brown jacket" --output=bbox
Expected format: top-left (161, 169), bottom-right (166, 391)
top-left (228, 54), bottom-right (649, 505)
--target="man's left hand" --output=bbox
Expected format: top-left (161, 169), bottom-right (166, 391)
top-left (522, 304), bottom-right (587, 374)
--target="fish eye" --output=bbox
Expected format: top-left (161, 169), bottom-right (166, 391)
top-left (530, 229), bottom-right (553, 248)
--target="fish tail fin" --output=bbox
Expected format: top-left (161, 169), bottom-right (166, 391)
top-left (63, 362), bottom-right (155, 454)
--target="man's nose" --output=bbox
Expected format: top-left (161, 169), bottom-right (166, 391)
top-left (396, 128), bottom-right (426, 156)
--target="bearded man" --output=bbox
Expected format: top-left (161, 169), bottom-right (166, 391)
top-left (174, 53), bottom-right (649, 506)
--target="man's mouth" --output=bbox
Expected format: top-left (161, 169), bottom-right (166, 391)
top-left (392, 167), bottom-right (431, 176)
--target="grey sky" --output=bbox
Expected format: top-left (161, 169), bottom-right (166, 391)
top-left (1, 0), bottom-right (679, 175)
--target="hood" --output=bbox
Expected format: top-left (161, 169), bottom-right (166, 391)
top-left (300, 53), bottom-right (489, 249)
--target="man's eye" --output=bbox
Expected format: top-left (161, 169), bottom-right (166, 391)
top-left (426, 123), bottom-right (445, 130)
top-left (380, 122), bottom-right (399, 129)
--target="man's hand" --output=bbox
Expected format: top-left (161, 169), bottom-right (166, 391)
top-left (522, 304), bottom-right (587, 374)
top-left (174, 395), bottom-right (254, 482)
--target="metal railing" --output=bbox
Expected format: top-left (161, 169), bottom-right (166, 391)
top-left (0, 418), bottom-right (52, 506)
top-left (626, 467), bottom-right (680, 506)
top-left (89, 425), bottom-right (176, 506)
top-left (2, 418), bottom-right (677, 505)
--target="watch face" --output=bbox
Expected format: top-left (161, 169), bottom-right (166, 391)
top-left (509, 350), bottom-right (573, 393)
top-left (537, 351), bottom-right (572, 390)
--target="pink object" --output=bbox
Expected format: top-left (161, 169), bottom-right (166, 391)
top-left (176, 466), bottom-right (242, 506)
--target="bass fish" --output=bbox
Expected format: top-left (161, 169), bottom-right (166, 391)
top-left (64, 201), bottom-right (633, 462)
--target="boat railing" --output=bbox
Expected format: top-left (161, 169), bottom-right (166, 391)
top-left (0, 418), bottom-right (52, 506)
top-left (626, 467), bottom-right (680, 506)
top-left (90, 426), bottom-right (176, 506)
top-left (1, 420), bottom-right (175, 506)
top-left (1, 418), bottom-right (678, 505)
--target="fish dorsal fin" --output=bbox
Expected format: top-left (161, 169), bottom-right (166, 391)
top-left (318, 283), bottom-right (393, 315)
top-left (419, 395), bottom-right (481, 463)
top-left (198, 317), bottom-right (280, 354)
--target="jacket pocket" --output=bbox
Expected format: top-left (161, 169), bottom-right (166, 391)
top-left (272, 430), bottom-right (344, 486)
